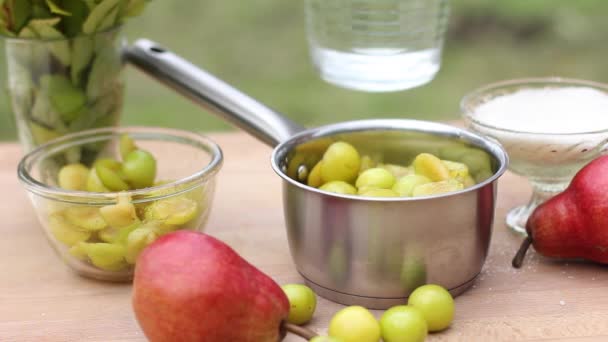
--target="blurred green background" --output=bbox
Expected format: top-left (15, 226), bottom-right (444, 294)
top-left (1, 0), bottom-right (607, 141)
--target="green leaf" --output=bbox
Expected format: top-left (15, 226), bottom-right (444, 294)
top-left (18, 25), bottom-right (38, 38)
top-left (60, 0), bottom-right (89, 37)
top-left (92, 86), bottom-right (121, 116)
top-left (12, 27), bottom-right (51, 74)
top-left (82, 0), bottom-right (120, 34)
top-left (87, 44), bottom-right (122, 100)
top-left (29, 121), bottom-right (62, 145)
top-left (96, 3), bottom-right (119, 32)
top-left (9, 0), bottom-right (32, 33)
top-left (0, 11), bottom-right (16, 36)
top-left (28, 16), bottom-right (61, 28)
top-left (121, 0), bottom-right (147, 18)
top-left (0, 26), bottom-right (16, 37)
top-left (71, 36), bottom-right (94, 85)
top-left (0, 5), bottom-right (7, 26)
top-left (45, 0), bottom-right (71, 16)
top-left (30, 91), bottom-right (64, 129)
top-left (40, 74), bottom-right (87, 123)
top-left (92, 108), bottom-right (120, 128)
top-left (68, 85), bottom-right (122, 132)
top-left (32, 3), bottom-right (53, 19)
top-left (93, 27), bottom-right (120, 53)
top-left (61, 104), bottom-right (84, 123)
top-left (27, 18), bottom-right (72, 65)
top-left (83, 0), bottom-right (96, 11)
top-left (68, 106), bottom-right (98, 132)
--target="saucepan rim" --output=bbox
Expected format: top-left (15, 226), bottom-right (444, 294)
top-left (270, 118), bottom-right (509, 201)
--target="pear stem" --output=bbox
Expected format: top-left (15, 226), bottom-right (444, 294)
top-left (281, 322), bottom-right (318, 340)
top-left (512, 236), bottom-right (533, 268)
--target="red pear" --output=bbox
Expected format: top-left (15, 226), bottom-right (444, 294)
top-left (132, 230), bottom-right (290, 342)
top-left (513, 155), bottom-right (608, 267)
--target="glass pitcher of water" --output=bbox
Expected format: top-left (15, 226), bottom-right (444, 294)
top-left (305, 0), bottom-right (450, 92)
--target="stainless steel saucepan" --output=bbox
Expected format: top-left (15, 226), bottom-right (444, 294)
top-left (126, 39), bottom-right (509, 309)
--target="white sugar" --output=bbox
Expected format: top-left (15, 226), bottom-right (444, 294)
top-left (473, 87), bottom-right (608, 134)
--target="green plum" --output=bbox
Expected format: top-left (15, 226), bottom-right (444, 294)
top-left (125, 226), bottom-right (159, 264)
top-left (379, 163), bottom-right (412, 179)
top-left (380, 305), bottom-right (427, 342)
top-left (94, 158), bottom-right (122, 171)
top-left (319, 181), bottom-right (357, 195)
top-left (328, 306), bottom-right (381, 342)
top-left (411, 179), bottom-right (464, 197)
top-left (68, 242), bottom-right (88, 260)
top-left (86, 168), bottom-right (110, 192)
top-left (392, 174), bottom-right (431, 197)
top-left (49, 213), bottom-right (91, 246)
top-left (79, 242), bottom-right (128, 271)
top-left (359, 188), bottom-right (400, 197)
top-left (442, 160), bottom-right (470, 183)
top-left (64, 206), bottom-right (107, 231)
top-left (412, 153), bottom-right (449, 182)
top-left (320, 142), bottom-right (361, 183)
top-left (408, 284), bottom-right (455, 332)
top-left (356, 168), bottom-right (396, 190)
top-left (359, 155), bottom-right (377, 173)
top-left (96, 164), bottom-right (130, 191)
top-left (99, 193), bottom-right (139, 228)
top-left (98, 221), bottom-right (141, 244)
top-left (144, 195), bottom-right (198, 226)
top-left (119, 134), bottom-right (137, 160)
top-left (57, 163), bottom-right (89, 190)
top-left (308, 161), bottom-right (324, 188)
top-left (95, 158), bottom-right (130, 191)
top-left (281, 284), bottom-right (317, 325)
top-left (122, 149), bottom-right (157, 189)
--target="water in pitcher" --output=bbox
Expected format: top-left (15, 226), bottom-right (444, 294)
top-left (305, 0), bottom-right (450, 92)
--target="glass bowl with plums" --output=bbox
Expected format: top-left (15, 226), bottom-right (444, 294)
top-left (17, 127), bottom-right (223, 281)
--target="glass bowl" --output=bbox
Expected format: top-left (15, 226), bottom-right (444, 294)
top-left (18, 127), bottom-right (223, 281)
top-left (461, 77), bottom-right (608, 235)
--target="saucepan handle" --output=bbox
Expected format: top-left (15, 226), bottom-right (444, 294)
top-left (125, 39), bottom-right (304, 147)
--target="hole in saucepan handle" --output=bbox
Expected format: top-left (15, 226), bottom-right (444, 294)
top-left (150, 46), bottom-right (166, 53)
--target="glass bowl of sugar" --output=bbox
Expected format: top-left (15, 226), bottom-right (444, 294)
top-left (461, 77), bottom-right (608, 234)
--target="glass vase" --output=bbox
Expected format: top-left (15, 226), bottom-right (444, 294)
top-left (4, 28), bottom-right (125, 158)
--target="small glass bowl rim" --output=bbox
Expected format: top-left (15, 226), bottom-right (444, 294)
top-left (461, 76), bottom-right (608, 136)
top-left (17, 126), bottom-right (223, 205)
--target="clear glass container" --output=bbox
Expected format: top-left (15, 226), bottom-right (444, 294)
top-left (18, 127), bottom-right (223, 281)
top-left (4, 28), bottom-right (125, 152)
top-left (305, 0), bottom-right (450, 92)
top-left (461, 78), bottom-right (608, 234)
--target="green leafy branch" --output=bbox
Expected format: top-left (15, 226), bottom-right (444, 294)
top-left (1, 0), bottom-right (150, 39)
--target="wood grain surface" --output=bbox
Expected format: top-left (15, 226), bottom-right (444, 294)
top-left (2, 132), bottom-right (608, 342)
